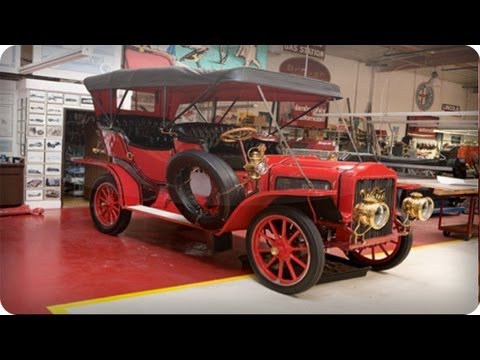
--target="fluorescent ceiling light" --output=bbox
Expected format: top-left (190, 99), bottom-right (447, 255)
top-left (18, 46), bottom-right (93, 74)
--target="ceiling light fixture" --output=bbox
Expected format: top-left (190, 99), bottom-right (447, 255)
top-left (427, 71), bottom-right (441, 87)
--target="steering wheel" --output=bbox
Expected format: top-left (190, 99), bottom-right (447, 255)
top-left (220, 127), bottom-right (257, 143)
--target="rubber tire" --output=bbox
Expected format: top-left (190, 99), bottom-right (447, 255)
top-left (166, 150), bottom-right (245, 230)
top-left (90, 174), bottom-right (132, 235)
top-left (348, 217), bottom-right (413, 271)
top-left (246, 206), bottom-right (325, 295)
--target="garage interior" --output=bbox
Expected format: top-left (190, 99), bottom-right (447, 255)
top-left (0, 45), bottom-right (478, 314)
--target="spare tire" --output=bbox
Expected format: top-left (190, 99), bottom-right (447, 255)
top-left (166, 150), bottom-right (245, 230)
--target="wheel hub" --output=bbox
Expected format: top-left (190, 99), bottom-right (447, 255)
top-left (272, 241), bottom-right (293, 260)
top-left (101, 195), bottom-right (114, 207)
top-left (270, 247), bottom-right (279, 256)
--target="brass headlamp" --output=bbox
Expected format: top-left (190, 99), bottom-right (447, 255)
top-left (402, 192), bottom-right (434, 221)
top-left (244, 144), bottom-right (267, 180)
top-left (354, 188), bottom-right (390, 231)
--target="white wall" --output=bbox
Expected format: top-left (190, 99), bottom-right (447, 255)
top-left (267, 48), bottom-right (476, 144)
top-left (465, 88), bottom-right (478, 111)
top-left (372, 69), bottom-right (474, 139)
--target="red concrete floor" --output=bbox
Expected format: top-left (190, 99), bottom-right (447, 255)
top-left (0, 207), bottom-right (473, 314)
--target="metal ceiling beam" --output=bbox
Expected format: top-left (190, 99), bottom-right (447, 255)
top-left (368, 46), bottom-right (460, 64)
top-left (442, 66), bottom-right (478, 72)
top-left (367, 46), bottom-right (477, 71)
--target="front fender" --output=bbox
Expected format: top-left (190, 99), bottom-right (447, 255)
top-left (217, 189), bottom-right (337, 234)
top-left (73, 157), bottom-right (141, 206)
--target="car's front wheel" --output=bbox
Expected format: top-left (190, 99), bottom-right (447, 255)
top-left (347, 217), bottom-right (413, 271)
top-left (246, 206), bottom-right (325, 295)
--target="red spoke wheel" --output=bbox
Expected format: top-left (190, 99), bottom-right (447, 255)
top-left (246, 206), bottom-right (324, 295)
top-left (90, 174), bottom-right (132, 235)
top-left (347, 216), bottom-right (413, 271)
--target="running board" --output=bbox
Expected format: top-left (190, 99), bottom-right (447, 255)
top-left (126, 205), bottom-right (198, 228)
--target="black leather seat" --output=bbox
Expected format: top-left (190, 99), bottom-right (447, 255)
top-left (172, 123), bottom-right (281, 170)
top-left (172, 123), bottom-right (237, 152)
top-left (98, 115), bottom-right (174, 150)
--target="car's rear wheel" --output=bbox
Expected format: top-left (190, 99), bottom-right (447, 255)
top-left (246, 206), bottom-right (324, 295)
top-left (90, 174), bottom-right (131, 235)
top-left (347, 217), bottom-right (412, 271)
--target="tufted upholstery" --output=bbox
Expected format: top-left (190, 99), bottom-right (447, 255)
top-left (97, 118), bottom-right (281, 169)
top-left (98, 115), bottom-right (174, 150)
top-left (172, 122), bottom-right (281, 170)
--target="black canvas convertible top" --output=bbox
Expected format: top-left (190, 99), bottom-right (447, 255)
top-left (84, 66), bottom-right (342, 100)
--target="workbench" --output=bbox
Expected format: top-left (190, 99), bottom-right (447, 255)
top-left (398, 177), bottom-right (478, 240)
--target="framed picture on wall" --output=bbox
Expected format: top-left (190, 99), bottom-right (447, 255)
top-left (29, 103), bottom-right (45, 114)
top-left (46, 140), bottom-right (62, 151)
top-left (80, 95), bottom-right (93, 106)
top-left (26, 164), bottom-right (44, 175)
top-left (46, 115), bottom-right (62, 125)
top-left (47, 104), bottom-right (63, 115)
top-left (27, 151), bottom-right (44, 163)
top-left (46, 126), bottom-right (62, 137)
top-left (45, 189), bottom-right (61, 199)
top-left (29, 90), bottom-right (46, 102)
top-left (64, 94), bottom-right (80, 106)
top-left (45, 164), bottom-right (61, 175)
top-left (27, 139), bottom-right (45, 150)
top-left (45, 152), bottom-right (62, 163)
top-left (29, 114), bottom-right (46, 125)
top-left (47, 92), bottom-right (64, 104)
top-left (45, 177), bottom-right (61, 187)
top-left (28, 126), bottom-right (45, 137)
top-left (26, 189), bottom-right (43, 201)
top-left (26, 177), bottom-right (43, 188)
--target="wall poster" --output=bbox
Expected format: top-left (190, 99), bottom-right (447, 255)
top-left (124, 45), bottom-right (268, 70)
top-left (278, 102), bottom-right (329, 129)
top-left (406, 116), bottom-right (438, 138)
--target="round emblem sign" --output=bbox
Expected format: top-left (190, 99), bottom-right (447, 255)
top-left (415, 82), bottom-right (434, 111)
top-left (279, 57), bottom-right (331, 81)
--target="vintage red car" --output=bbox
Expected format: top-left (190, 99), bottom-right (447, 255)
top-left (77, 67), bottom-right (434, 294)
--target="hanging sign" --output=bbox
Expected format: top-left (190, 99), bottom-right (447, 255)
top-left (407, 116), bottom-right (438, 138)
top-left (283, 45), bottom-right (326, 59)
top-left (441, 103), bottom-right (460, 111)
top-left (278, 57), bottom-right (330, 129)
